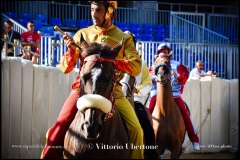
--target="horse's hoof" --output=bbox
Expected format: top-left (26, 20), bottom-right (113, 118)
top-left (160, 154), bottom-right (164, 159)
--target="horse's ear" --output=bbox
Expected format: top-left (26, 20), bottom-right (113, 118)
top-left (80, 33), bottom-right (89, 49)
top-left (111, 38), bottom-right (124, 58)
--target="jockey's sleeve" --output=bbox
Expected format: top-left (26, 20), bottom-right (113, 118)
top-left (135, 62), bottom-right (152, 95)
top-left (60, 33), bottom-right (82, 74)
top-left (177, 64), bottom-right (189, 85)
top-left (116, 35), bottom-right (141, 76)
top-left (60, 48), bottom-right (81, 73)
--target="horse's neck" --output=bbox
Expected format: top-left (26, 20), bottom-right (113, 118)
top-left (154, 82), bottom-right (175, 117)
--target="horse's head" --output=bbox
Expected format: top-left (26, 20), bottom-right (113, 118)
top-left (154, 53), bottom-right (171, 85)
top-left (76, 35), bottom-right (123, 139)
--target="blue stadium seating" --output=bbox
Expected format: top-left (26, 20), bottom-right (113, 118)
top-left (142, 23), bottom-right (153, 34)
top-left (116, 22), bottom-right (128, 31)
top-left (154, 24), bottom-right (164, 34)
top-left (76, 19), bottom-right (89, 28)
top-left (55, 34), bottom-right (61, 40)
top-left (5, 12), bottom-right (17, 20)
top-left (63, 18), bottom-right (76, 28)
top-left (153, 24), bottom-right (165, 42)
top-left (35, 14), bottom-right (48, 25)
top-left (49, 18), bottom-right (63, 27)
top-left (20, 13), bottom-right (32, 22)
top-left (128, 23), bottom-right (141, 40)
top-left (153, 34), bottom-right (165, 42)
top-left (141, 33), bottom-right (152, 41)
top-left (32, 20), bottom-right (42, 32)
top-left (17, 18), bottom-right (28, 27)
top-left (141, 24), bottom-right (153, 41)
top-left (41, 26), bottom-right (54, 36)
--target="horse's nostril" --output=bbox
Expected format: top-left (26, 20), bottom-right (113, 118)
top-left (82, 121), bottom-right (90, 131)
top-left (83, 122), bottom-right (103, 136)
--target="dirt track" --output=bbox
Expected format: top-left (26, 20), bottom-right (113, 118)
top-left (164, 152), bottom-right (237, 159)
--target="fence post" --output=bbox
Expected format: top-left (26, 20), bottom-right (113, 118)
top-left (51, 39), bottom-right (55, 66)
top-left (13, 39), bottom-right (17, 57)
top-left (2, 34), bottom-right (7, 58)
top-left (27, 46), bottom-right (31, 60)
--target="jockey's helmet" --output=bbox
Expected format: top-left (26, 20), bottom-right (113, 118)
top-left (124, 30), bottom-right (137, 45)
top-left (156, 43), bottom-right (171, 55)
top-left (89, 1), bottom-right (117, 20)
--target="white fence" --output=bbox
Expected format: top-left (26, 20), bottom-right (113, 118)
top-left (1, 58), bottom-right (239, 158)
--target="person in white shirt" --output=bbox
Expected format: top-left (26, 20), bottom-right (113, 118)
top-left (189, 60), bottom-right (213, 79)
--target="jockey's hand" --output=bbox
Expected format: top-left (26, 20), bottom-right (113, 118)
top-left (171, 70), bottom-right (177, 75)
top-left (133, 87), bottom-right (139, 94)
top-left (63, 33), bottom-right (76, 50)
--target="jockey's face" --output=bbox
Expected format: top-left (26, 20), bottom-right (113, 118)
top-left (91, 3), bottom-right (108, 27)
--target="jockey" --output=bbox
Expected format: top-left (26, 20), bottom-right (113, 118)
top-left (41, 1), bottom-right (144, 159)
top-left (121, 31), bottom-right (157, 159)
top-left (148, 42), bottom-right (200, 151)
top-left (121, 31), bottom-right (152, 105)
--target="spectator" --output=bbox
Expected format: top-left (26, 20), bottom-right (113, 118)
top-left (148, 42), bottom-right (200, 151)
top-left (20, 21), bottom-right (41, 64)
top-left (189, 60), bottom-right (214, 79)
top-left (1, 19), bottom-right (21, 56)
top-left (41, 1), bottom-right (144, 159)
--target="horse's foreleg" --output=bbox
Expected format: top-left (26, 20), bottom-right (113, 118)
top-left (171, 143), bottom-right (182, 159)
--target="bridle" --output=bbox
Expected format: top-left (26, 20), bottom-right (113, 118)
top-left (155, 63), bottom-right (171, 85)
top-left (121, 75), bottom-right (136, 99)
top-left (80, 54), bottom-right (119, 121)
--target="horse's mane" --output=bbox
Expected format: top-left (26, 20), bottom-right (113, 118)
top-left (82, 42), bottom-right (116, 59)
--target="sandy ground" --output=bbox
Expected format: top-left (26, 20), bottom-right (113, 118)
top-left (163, 152), bottom-right (237, 159)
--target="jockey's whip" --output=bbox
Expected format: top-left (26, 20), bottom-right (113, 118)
top-left (54, 26), bottom-right (82, 50)
top-left (144, 92), bottom-right (150, 106)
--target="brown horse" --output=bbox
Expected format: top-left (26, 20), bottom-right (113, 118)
top-left (152, 58), bottom-right (186, 159)
top-left (63, 38), bottom-right (130, 159)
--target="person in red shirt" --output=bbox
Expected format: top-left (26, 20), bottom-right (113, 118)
top-left (21, 21), bottom-right (41, 64)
